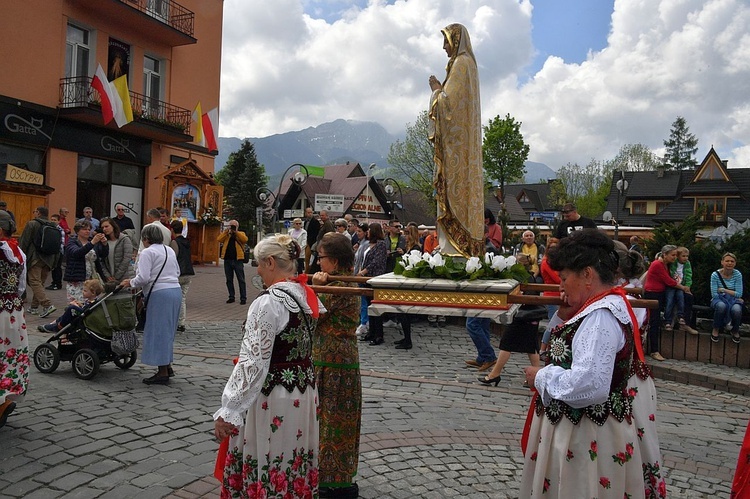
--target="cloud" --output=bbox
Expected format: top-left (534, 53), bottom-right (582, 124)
top-left (219, 0), bottom-right (749, 169)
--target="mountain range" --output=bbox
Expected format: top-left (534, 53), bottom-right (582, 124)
top-left (215, 119), bottom-right (556, 184)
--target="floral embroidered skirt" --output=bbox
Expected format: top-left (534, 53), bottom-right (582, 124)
top-left (1, 307), bottom-right (28, 407)
top-left (218, 386), bottom-right (319, 498)
top-left (520, 374), bottom-right (666, 498)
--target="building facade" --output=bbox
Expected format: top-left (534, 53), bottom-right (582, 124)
top-left (0, 0), bottom-right (223, 233)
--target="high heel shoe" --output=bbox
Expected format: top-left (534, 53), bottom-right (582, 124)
top-left (477, 374), bottom-right (502, 386)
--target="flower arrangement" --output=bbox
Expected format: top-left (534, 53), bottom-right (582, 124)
top-left (394, 250), bottom-right (531, 282)
top-left (198, 205), bottom-right (223, 226)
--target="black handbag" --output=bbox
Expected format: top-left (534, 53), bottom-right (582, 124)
top-left (136, 247), bottom-right (168, 330)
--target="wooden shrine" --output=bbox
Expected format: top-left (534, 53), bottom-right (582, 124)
top-left (154, 159), bottom-right (223, 265)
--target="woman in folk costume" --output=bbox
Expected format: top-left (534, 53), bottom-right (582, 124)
top-left (521, 230), bottom-right (666, 498)
top-left (428, 23), bottom-right (485, 257)
top-left (0, 210), bottom-right (27, 429)
top-left (214, 234), bottom-right (325, 498)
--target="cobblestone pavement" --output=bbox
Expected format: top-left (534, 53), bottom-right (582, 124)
top-left (2, 264), bottom-right (748, 498)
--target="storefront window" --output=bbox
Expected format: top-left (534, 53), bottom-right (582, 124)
top-left (77, 156), bottom-right (143, 222)
top-left (111, 162), bottom-right (144, 187)
top-left (0, 143), bottom-right (45, 174)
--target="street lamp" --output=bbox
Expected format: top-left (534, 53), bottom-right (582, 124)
top-left (383, 177), bottom-right (403, 221)
top-left (614, 171), bottom-right (629, 240)
top-left (255, 163), bottom-right (309, 236)
top-left (365, 163), bottom-right (376, 222)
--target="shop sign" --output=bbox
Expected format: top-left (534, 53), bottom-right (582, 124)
top-left (314, 194), bottom-right (345, 213)
top-left (6, 164), bottom-right (43, 185)
top-left (350, 193), bottom-right (384, 214)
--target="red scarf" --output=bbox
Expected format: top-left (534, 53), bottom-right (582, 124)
top-left (290, 274), bottom-right (319, 318)
top-left (0, 237), bottom-right (24, 263)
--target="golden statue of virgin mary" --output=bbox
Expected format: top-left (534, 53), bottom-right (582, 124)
top-left (428, 23), bottom-right (485, 258)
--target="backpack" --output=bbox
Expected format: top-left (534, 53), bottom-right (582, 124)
top-left (34, 219), bottom-right (62, 255)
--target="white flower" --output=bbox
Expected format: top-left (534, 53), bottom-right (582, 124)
top-left (400, 254), bottom-right (410, 267)
top-left (428, 253), bottom-right (445, 269)
top-left (506, 255), bottom-right (517, 267)
top-left (422, 252), bottom-right (432, 262)
top-left (407, 250), bottom-right (423, 267)
top-left (465, 256), bottom-right (482, 273)
top-left (484, 252), bottom-right (493, 265)
top-left (490, 255), bottom-right (508, 272)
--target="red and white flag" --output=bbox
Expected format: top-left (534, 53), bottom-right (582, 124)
top-left (90, 63), bottom-right (133, 127)
top-left (201, 107), bottom-right (219, 152)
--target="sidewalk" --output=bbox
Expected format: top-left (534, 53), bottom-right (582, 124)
top-left (3, 264), bottom-right (747, 498)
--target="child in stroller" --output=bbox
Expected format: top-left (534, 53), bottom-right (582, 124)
top-left (37, 279), bottom-right (104, 334)
top-left (33, 283), bottom-right (139, 380)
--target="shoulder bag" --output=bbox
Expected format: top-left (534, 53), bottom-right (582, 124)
top-left (136, 246), bottom-right (169, 330)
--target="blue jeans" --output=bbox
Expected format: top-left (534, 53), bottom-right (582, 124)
top-left (466, 317), bottom-right (496, 363)
top-left (664, 287), bottom-right (685, 324)
top-left (223, 259), bottom-right (246, 301)
top-left (712, 299), bottom-right (743, 332)
top-left (360, 294), bottom-right (369, 326)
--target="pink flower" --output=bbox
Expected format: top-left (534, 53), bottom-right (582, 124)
top-left (292, 454), bottom-right (303, 471)
top-left (626, 443), bottom-right (634, 457)
top-left (270, 469), bottom-right (288, 493)
top-left (246, 481), bottom-right (267, 499)
top-left (590, 441), bottom-right (598, 453)
top-left (530, 452), bottom-right (537, 461)
top-left (5, 348), bottom-right (16, 359)
top-left (649, 413), bottom-right (655, 421)
top-left (296, 429), bottom-right (302, 440)
top-left (17, 354), bottom-right (28, 365)
top-left (11, 383), bottom-right (23, 394)
top-left (293, 477), bottom-right (310, 498)
top-left (600, 477), bottom-right (611, 489)
top-left (227, 473), bottom-right (243, 491)
top-left (293, 399), bottom-right (300, 407)
top-left (0, 378), bottom-right (12, 390)
top-left (307, 467), bottom-right (318, 488)
top-left (273, 416), bottom-right (283, 427)
top-left (9, 316), bottom-right (14, 324)
top-left (262, 401), bottom-right (268, 410)
top-left (658, 480), bottom-right (667, 497)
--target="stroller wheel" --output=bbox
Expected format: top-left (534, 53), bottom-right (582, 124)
top-left (34, 343), bottom-right (60, 373)
top-left (114, 351), bottom-right (137, 370)
top-left (73, 349), bottom-right (100, 380)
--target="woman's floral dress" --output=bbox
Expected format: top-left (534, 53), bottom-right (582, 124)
top-left (214, 282), bottom-right (324, 498)
top-left (0, 239), bottom-right (28, 413)
top-left (521, 295), bottom-right (666, 498)
top-left (314, 276), bottom-right (361, 491)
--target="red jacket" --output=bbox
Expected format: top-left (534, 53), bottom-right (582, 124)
top-left (644, 260), bottom-right (678, 293)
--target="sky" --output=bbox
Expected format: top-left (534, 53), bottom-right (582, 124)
top-left (218, 0), bottom-right (750, 170)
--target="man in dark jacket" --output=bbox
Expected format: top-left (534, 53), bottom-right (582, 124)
top-left (303, 207), bottom-right (320, 273)
top-left (19, 206), bottom-right (60, 317)
top-left (171, 220), bottom-right (195, 332)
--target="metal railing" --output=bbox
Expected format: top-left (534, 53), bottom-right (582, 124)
top-left (59, 76), bottom-right (191, 132)
top-left (120, 0), bottom-right (194, 38)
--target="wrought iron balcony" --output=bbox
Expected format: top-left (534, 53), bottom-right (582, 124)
top-left (59, 76), bottom-right (192, 140)
top-left (119, 0), bottom-right (194, 38)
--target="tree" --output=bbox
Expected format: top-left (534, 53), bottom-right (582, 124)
top-left (482, 114), bottom-right (530, 211)
top-left (215, 139), bottom-right (268, 230)
top-left (663, 116), bottom-right (698, 169)
top-left (606, 143), bottom-right (661, 172)
top-left (387, 110), bottom-right (436, 209)
top-left (549, 159), bottom-right (609, 218)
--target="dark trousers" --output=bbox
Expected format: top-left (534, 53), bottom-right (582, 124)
top-left (224, 259), bottom-right (246, 300)
top-left (51, 256), bottom-right (63, 287)
top-left (644, 290), bottom-right (665, 353)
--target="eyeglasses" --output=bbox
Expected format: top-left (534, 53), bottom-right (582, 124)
top-left (318, 255), bottom-right (331, 260)
top-left (561, 210), bottom-right (573, 214)
top-left (293, 222), bottom-right (302, 225)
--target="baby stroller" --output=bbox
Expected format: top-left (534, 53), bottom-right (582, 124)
top-left (33, 285), bottom-right (139, 380)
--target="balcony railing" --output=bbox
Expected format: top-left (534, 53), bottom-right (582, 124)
top-left (59, 76), bottom-right (191, 133)
top-left (120, 0), bottom-right (194, 38)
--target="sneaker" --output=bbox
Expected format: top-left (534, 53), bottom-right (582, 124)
top-left (649, 352), bottom-right (666, 362)
top-left (27, 307), bottom-right (39, 315)
top-left (39, 305), bottom-right (57, 318)
top-left (37, 324), bottom-right (58, 333)
top-left (355, 324), bottom-right (369, 336)
top-left (383, 320), bottom-right (398, 328)
top-left (45, 284), bottom-right (61, 290)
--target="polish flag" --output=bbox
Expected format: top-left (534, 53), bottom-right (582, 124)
top-left (90, 64), bottom-right (115, 125)
top-left (202, 107), bottom-right (219, 152)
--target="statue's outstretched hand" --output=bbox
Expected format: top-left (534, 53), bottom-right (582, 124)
top-left (429, 75), bottom-right (442, 92)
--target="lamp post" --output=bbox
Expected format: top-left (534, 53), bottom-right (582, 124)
top-left (255, 163), bottom-right (309, 237)
top-left (365, 163), bottom-right (376, 222)
top-left (614, 171), bottom-right (629, 240)
top-left (383, 177), bottom-right (403, 221)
